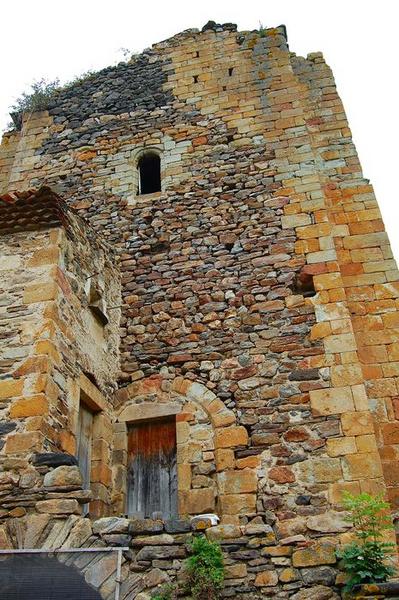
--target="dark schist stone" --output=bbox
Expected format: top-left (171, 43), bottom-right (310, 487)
top-left (26, 50), bottom-right (176, 149)
top-left (288, 368), bottom-right (319, 381)
top-left (0, 421), bottom-right (17, 436)
top-left (302, 567), bottom-right (336, 586)
top-left (102, 534), bottom-right (130, 546)
top-left (201, 21), bottom-right (237, 32)
top-left (164, 518), bottom-right (191, 533)
top-left (295, 495), bottom-right (311, 506)
top-left (129, 518), bottom-right (164, 535)
top-left (136, 546), bottom-right (186, 561)
top-left (32, 452), bottom-right (78, 467)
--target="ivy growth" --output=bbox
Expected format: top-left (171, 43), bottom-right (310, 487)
top-left (185, 535), bottom-right (225, 600)
top-left (337, 492), bottom-right (395, 592)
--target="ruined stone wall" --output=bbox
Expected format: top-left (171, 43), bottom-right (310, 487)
top-left (1, 21), bottom-right (399, 596)
top-left (0, 193), bottom-right (121, 516)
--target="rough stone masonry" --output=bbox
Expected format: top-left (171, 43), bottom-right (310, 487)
top-left (0, 20), bottom-right (398, 599)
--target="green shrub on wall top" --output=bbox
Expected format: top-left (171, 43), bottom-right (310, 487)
top-left (11, 79), bottom-right (61, 115)
top-left (337, 492), bottom-right (396, 592)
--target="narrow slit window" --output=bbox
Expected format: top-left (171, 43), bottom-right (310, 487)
top-left (193, 75), bottom-right (199, 84)
top-left (228, 67), bottom-right (234, 76)
top-left (77, 402), bottom-right (94, 515)
top-left (138, 153), bottom-right (161, 195)
top-left (127, 417), bottom-right (177, 519)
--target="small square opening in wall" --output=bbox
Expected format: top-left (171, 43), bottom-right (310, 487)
top-left (85, 276), bottom-right (109, 326)
top-left (193, 75), bottom-right (199, 84)
top-left (293, 271), bottom-right (316, 297)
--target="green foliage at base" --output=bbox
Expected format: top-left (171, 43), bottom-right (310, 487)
top-left (152, 582), bottom-right (178, 600)
top-left (337, 492), bottom-right (395, 592)
top-left (185, 536), bottom-right (225, 600)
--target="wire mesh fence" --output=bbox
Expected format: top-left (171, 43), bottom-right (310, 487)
top-left (0, 547), bottom-right (127, 600)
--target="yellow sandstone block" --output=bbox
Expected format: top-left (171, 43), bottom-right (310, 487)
top-left (329, 481), bottom-right (361, 504)
top-left (0, 379), bottom-right (24, 400)
top-left (330, 364), bottom-right (363, 387)
top-left (215, 426), bottom-right (248, 448)
top-left (310, 387), bottom-right (354, 415)
top-left (23, 281), bottom-right (57, 304)
top-left (9, 394), bottom-right (48, 418)
top-left (314, 273), bottom-right (343, 291)
top-left (215, 449), bottom-right (235, 471)
top-left (27, 246), bottom-right (59, 267)
top-left (324, 333), bottom-right (357, 353)
top-left (327, 437), bottom-right (357, 457)
top-left (341, 411), bottom-right (374, 436)
top-left (356, 434), bottom-right (378, 453)
top-left (342, 452), bottom-right (383, 481)
top-left (4, 432), bottom-right (43, 454)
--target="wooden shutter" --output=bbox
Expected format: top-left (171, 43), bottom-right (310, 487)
top-left (77, 403), bottom-right (94, 514)
top-left (127, 417), bottom-right (177, 519)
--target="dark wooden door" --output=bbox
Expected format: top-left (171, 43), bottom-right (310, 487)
top-left (127, 417), bottom-right (177, 519)
top-left (77, 403), bottom-right (94, 515)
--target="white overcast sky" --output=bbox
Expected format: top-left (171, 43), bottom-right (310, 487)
top-left (1, 1), bottom-right (398, 260)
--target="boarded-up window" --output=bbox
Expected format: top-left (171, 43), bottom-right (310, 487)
top-left (77, 403), bottom-right (94, 515)
top-left (127, 417), bottom-right (177, 519)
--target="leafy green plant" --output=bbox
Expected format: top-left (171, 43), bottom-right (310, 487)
top-left (185, 535), bottom-right (224, 600)
top-left (10, 78), bottom-right (60, 115)
top-left (337, 492), bottom-right (395, 592)
top-left (258, 22), bottom-right (267, 37)
top-left (63, 70), bottom-right (97, 89)
top-left (9, 70), bottom-right (98, 129)
top-left (152, 582), bottom-right (178, 600)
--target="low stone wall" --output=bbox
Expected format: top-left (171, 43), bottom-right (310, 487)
top-left (349, 583), bottom-right (399, 599)
top-left (0, 461), bottom-right (344, 599)
top-left (0, 509), bottom-right (344, 599)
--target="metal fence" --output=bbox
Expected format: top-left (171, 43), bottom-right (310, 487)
top-left (0, 547), bottom-right (128, 600)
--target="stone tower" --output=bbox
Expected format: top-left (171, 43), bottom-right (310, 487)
top-left (0, 21), bottom-right (398, 599)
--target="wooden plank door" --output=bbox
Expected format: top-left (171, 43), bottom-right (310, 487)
top-left (127, 417), bottom-right (177, 519)
top-left (77, 403), bottom-right (94, 515)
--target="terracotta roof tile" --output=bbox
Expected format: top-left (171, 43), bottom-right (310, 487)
top-left (0, 187), bottom-right (71, 235)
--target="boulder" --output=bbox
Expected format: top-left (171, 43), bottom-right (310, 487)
top-left (206, 524), bottom-right (241, 541)
top-left (36, 499), bottom-right (81, 515)
top-left (254, 570), bottom-right (278, 587)
top-left (93, 517), bottom-right (130, 534)
top-left (43, 466), bottom-right (82, 488)
top-left (292, 543), bottom-right (337, 567)
top-left (302, 566), bottom-right (336, 586)
top-left (129, 518), bottom-right (164, 535)
top-left (290, 585), bottom-right (340, 600)
top-left (306, 511), bottom-right (351, 533)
